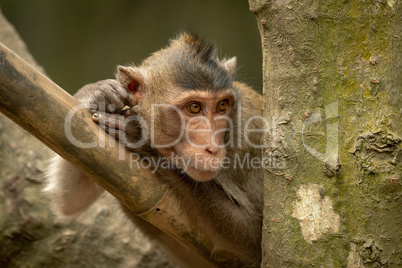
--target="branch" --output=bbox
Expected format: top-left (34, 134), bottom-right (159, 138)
top-left (0, 43), bottom-right (231, 267)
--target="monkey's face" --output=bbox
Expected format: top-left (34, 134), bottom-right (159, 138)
top-left (116, 41), bottom-right (239, 182)
top-left (153, 90), bottom-right (235, 182)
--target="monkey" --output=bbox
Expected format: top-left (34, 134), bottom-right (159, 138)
top-left (44, 33), bottom-right (264, 267)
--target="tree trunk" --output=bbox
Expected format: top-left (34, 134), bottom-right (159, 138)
top-left (0, 9), bottom-right (173, 267)
top-left (249, 0), bottom-right (401, 267)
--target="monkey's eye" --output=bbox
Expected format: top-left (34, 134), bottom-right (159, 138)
top-left (216, 99), bottom-right (229, 113)
top-left (185, 102), bottom-right (202, 114)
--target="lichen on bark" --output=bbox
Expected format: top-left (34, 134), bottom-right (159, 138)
top-left (292, 183), bottom-right (340, 244)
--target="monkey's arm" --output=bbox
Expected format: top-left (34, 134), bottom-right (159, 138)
top-left (44, 155), bottom-right (105, 215)
top-left (44, 79), bottom-right (133, 216)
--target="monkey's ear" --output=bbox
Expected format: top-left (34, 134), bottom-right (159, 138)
top-left (222, 57), bottom-right (237, 76)
top-left (116, 65), bottom-right (145, 94)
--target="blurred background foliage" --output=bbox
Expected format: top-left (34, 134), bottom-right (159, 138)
top-left (0, 0), bottom-right (262, 94)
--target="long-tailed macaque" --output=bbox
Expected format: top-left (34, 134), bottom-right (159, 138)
top-left (44, 33), bottom-right (264, 267)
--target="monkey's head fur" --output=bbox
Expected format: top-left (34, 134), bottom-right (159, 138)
top-left (116, 33), bottom-right (238, 182)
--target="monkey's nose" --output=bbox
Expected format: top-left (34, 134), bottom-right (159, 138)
top-left (205, 145), bottom-right (219, 156)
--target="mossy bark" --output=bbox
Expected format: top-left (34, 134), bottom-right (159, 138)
top-left (249, 0), bottom-right (401, 267)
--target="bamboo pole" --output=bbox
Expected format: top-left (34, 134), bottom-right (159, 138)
top-left (0, 43), bottom-right (230, 267)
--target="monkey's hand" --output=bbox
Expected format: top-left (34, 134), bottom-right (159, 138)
top-left (74, 79), bottom-right (131, 114)
top-left (92, 111), bottom-right (152, 154)
top-left (74, 80), bottom-right (155, 156)
top-left (74, 79), bottom-right (148, 151)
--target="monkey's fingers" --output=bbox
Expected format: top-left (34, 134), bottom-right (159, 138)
top-left (93, 112), bottom-right (135, 143)
top-left (102, 79), bottom-right (131, 108)
top-left (92, 112), bottom-right (125, 130)
top-left (103, 125), bottom-right (126, 141)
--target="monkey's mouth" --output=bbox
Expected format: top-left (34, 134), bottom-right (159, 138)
top-left (179, 157), bottom-right (223, 182)
top-left (166, 151), bottom-right (225, 181)
top-left (185, 165), bottom-right (220, 182)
